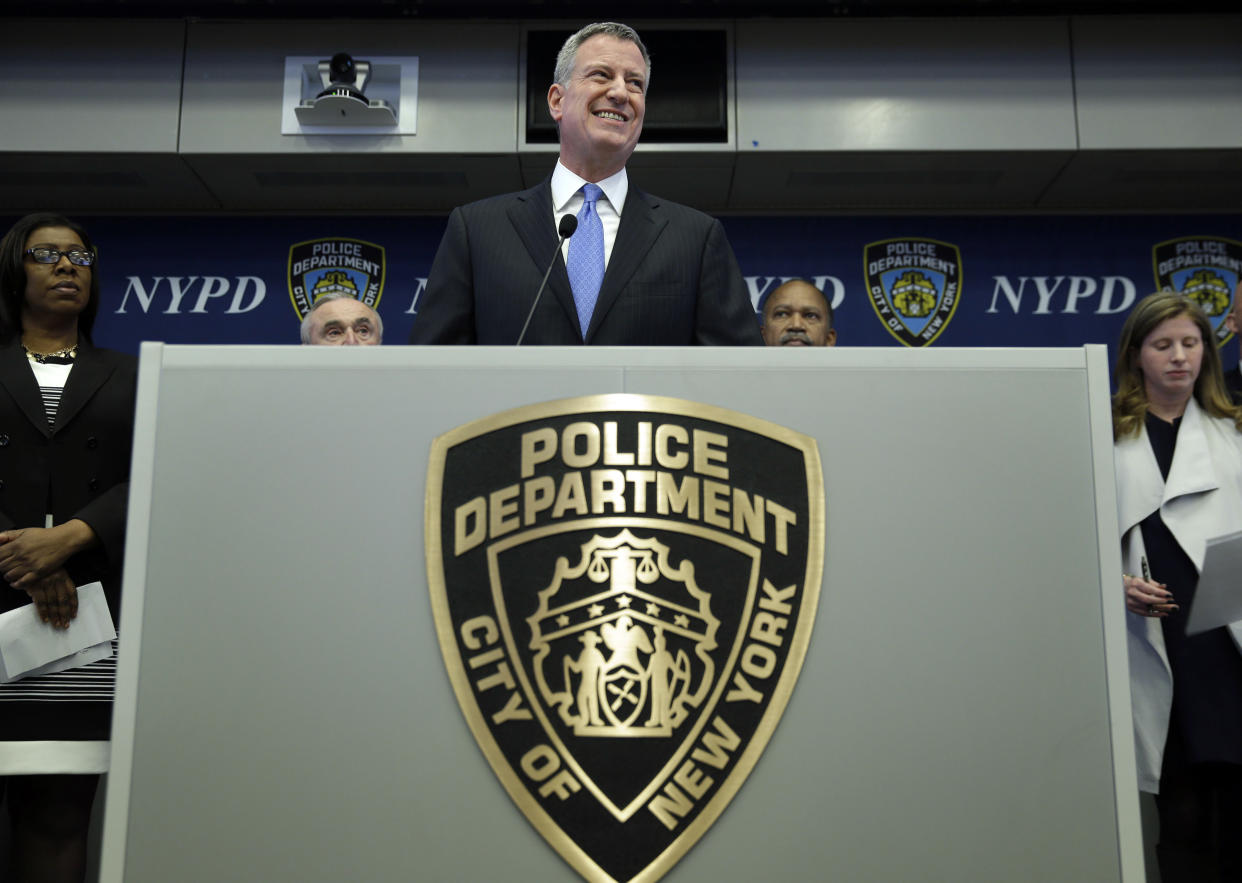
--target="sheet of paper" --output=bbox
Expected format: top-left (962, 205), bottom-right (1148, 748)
top-left (1187, 530), bottom-right (1242, 636)
top-left (0, 582), bottom-right (116, 682)
top-left (18, 641), bottom-right (114, 678)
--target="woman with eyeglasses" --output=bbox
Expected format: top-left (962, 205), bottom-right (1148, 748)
top-left (1114, 291), bottom-right (1242, 882)
top-left (0, 213), bottom-right (136, 883)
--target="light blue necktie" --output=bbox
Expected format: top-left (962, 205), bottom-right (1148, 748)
top-left (566, 183), bottom-right (605, 338)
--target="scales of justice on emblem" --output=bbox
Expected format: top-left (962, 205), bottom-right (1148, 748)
top-left (528, 531), bottom-right (719, 740)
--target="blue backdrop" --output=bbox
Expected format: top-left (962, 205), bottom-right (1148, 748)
top-left (6, 213), bottom-right (1240, 369)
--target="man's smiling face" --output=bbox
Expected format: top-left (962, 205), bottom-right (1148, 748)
top-left (548, 34), bottom-right (647, 181)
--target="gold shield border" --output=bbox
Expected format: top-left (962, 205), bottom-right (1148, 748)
top-left (425, 394), bottom-right (826, 883)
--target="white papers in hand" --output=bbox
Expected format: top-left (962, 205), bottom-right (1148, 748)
top-left (0, 582), bottom-right (116, 683)
top-left (1187, 530), bottom-right (1242, 637)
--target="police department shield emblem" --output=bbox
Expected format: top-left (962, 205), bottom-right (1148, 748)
top-left (426, 395), bottom-right (825, 883)
top-left (864, 237), bottom-right (962, 347)
top-left (287, 237), bottom-right (385, 319)
top-left (1153, 236), bottom-right (1242, 346)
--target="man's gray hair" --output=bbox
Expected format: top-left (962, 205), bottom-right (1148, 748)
top-left (553, 22), bottom-right (651, 91)
top-left (299, 292), bottom-right (384, 344)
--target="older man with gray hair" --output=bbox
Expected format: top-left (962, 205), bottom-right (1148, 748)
top-left (411, 22), bottom-right (759, 347)
top-left (301, 293), bottom-right (383, 346)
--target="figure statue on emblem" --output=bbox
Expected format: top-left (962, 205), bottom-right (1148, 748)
top-left (564, 631), bottom-right (606, 726)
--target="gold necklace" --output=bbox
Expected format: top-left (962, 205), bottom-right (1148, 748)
top-left (23, 343), bottom-right (78, 364)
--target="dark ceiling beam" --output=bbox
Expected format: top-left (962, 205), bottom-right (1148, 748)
top-left (3, 0), bottom-right (1237, 18)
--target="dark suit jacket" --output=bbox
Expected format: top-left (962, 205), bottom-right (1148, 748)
top-left (410, 177), bottom-right (762, 346)
top-left (0, 341), bottom-right (137, 616)
top-left (1226, 364), bottom-right (1242, 405)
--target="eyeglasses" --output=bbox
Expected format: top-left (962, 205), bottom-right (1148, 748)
top-left (24, 247), bottom-right (95, 267)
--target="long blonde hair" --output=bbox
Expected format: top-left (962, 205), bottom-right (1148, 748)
top-left (1112, 291), bottom-right (1242, 440)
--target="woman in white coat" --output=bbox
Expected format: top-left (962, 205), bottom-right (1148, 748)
top-left (1115, 291), bottom-right (1242, 882)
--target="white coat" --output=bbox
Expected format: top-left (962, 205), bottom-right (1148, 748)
top-left (1114, 397), bottom-right (1242, 792)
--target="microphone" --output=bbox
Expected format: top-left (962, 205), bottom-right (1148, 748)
top-left (517, 214), bottom-right (578, 346)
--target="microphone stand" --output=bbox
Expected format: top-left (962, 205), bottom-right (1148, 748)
top-left (517, 214), bottom-right (578, 346)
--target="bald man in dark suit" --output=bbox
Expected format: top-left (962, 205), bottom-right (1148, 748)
top-left (410, 22), bottom-right (760, 347)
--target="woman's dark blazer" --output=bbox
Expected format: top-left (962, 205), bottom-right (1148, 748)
top-left (0, 340), bottom-right (137, 616)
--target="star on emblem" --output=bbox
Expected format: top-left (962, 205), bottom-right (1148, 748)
top-left (617, 595), bottom-right (632, 608)
top-left (674, 613), bottom-right (690, 628)
top-left (646, 602), bottom-right (661, 617)
top-left (588, 603), bottom-right (605, 618)
top-left (556, 613), bottom-right (570, 627)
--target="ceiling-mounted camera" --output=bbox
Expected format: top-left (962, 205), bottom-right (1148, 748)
top-left (295, 52), bottom-right (397, 126)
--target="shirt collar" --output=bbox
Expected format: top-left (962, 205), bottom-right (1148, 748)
top-left (552, 160), bottom-right (628, 215)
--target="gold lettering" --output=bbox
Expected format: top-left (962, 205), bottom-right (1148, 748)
top-left (655, 424), bottom-right (689, 470)
top-left (725, 672), bottom-right (763, 704)
top-left (591, 469), bottom-right (626, 514)
top-left (539, 770), bottom-right (581, 800)
top-left (519, 744), bottom-right (580, 799)
top-left (732, 489), bottom-right (764, 543)
top-left (520, 426), bottom-right (556, 478)
top-left (523, 476), bottom-right (555, 525)
top-left (702, 480), bottom-right (730, 529)
top-left (460, 615), bottom-right (498, 650)
top-left (476, 661), bottom-right (516, 692)
top-left (626, 469), bottom-right (656, 512)
top-left (759, 580), bottom-right (797, 615)
top-left (693, 430), bottom-right (729, 479)
top-left (468, 647), bottom-right (504, 669)
top-left (741, 643), bottom-right (777, 679)
top-left (520, 744), bottom-right (560, 779)
top-left (766, 499), bottom-right (797, 554)
top-left (691, 717), bottom-right (740, 770)
top-left (562, 422), bottom-right (600, 468)
top-left (749, 611), bottom-right (788, 647)
top-left (488, 483), bottom-right (519, 539)
top-left (602, 421), bottom-right (634, 466)
top-left (656, 472), bottom-right (700, 519)
top-left (648, 782), bottom-right (693, 830)
top-left (552, 472), bottom-right (588, 518)
top-left (673, 759), bottom-right (713, 800)
top-left (491, 691), bottom-right (532, 724)
top-left (636, 421), bottom-right (652, 466)
top-left (454, 496), bottom-right (486, 556)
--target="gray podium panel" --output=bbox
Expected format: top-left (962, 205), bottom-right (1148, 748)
top-left (102, 345), bottom-right (1139, 882)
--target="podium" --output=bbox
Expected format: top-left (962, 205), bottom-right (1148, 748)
top-left (100, 344), bottom-right (1142, 882)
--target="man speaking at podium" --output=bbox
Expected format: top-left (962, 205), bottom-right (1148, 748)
top-left (409, 22), bottom-right (761, 346)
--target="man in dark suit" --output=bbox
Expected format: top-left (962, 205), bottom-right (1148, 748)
top-left (409, 22), bottom-right (761, 346)
top-left (1225, 278), bottom-right (1242, 404)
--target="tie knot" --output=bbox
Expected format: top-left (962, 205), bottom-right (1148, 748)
top-left (582, 183), bottom-right (603, 207)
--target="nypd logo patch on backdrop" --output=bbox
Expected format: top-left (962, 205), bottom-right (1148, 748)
top-left (287, 237), bottom-right (386, 319)
top-left (864, 237), bottom-right (963, 347)
top-left (1152, 236), bottom-right (1242, 346)
top-left (425, 395), bottom-right (825, 883)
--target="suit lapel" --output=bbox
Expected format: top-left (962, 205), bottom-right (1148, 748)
top-left (586, 187), bottom-right (668, 343)
top-left (1117, 400), bottom-right (1229, 571)
top-left (1115, 433), bottom-right (1163, 535)
top-left (506, 178), bottom-right (580, 339)
top-left (1162, 399), bottom-right (1218, 503)
top-left (0, 342), bottom-right (53, 438)
top-left (56, 345), bottom-right (114, 433)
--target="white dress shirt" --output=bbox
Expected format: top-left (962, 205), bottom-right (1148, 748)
top-left (551, 160), bottom-right (628, 269)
